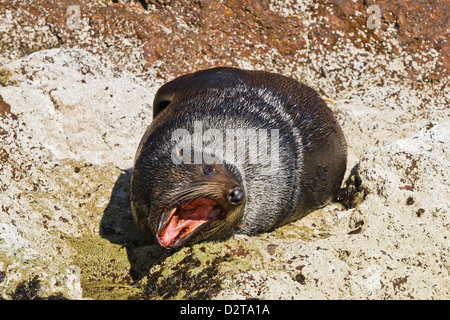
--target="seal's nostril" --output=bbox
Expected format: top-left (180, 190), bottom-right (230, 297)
top-left (228, 188), bottom-right (244, 205)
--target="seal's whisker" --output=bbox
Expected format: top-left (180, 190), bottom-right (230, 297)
top-left (169, 182), bottom-right (226, 203)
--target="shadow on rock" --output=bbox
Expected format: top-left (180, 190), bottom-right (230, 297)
top-left (336, 164), bottom-right (367, 210)
top-left (100, 168), bottom-right (171, 281)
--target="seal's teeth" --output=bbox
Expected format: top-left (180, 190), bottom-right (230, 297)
top-left (158, 208), bottom-right (177, 231)
top-left (173, 226), bottom-right (190, 244)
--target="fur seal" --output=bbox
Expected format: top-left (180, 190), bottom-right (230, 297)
top-left (130, 67), bottom-right (347, 249)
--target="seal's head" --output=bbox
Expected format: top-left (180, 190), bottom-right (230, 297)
top-left (131, 144), bottom-right (246, 249)
top-left (155, 163), bottom-right (245, 249)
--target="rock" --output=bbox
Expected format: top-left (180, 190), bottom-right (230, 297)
top-left (0, 0), bottom-right (447, 82)
top-left (0, 0), bottom-right (449, 300)
top-left (0, 48), bottom-right (151, 299)
top-left (0, 97), bottom-right (84, 299)
top-left (0, 48), bottom-right (154, 168)
top-left (359, 121), bottom-right (450, 213)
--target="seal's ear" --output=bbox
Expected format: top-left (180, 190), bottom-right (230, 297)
top-left (153, 91), bottom-right (173, 119)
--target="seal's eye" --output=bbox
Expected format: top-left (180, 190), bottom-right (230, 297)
top-left (203, 166), bottom-right (216, 175)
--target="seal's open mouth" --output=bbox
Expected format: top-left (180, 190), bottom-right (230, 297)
top-left (156, 198), bottom-right (222, 249)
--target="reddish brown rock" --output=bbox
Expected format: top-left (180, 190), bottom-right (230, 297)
top-left (307, 0), bottom-right (448, 82)
top-left (375, 0), bottom-right (449, 81)
top-left (0, 95), bottom-right (17, 120)
top-left (0, 0), bottom-right (447, 83)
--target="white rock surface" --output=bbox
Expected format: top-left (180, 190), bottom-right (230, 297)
top-left (0, 48), bottom-right (156, 168)
top-left (1, 48), bottom-right (449, 299)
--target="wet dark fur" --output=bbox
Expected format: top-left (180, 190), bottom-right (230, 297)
top-left (131, 67), bottom-right (347, 246)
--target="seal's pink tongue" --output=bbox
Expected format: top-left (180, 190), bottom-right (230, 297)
top-left (158, 198), bottom-right (221, 248)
